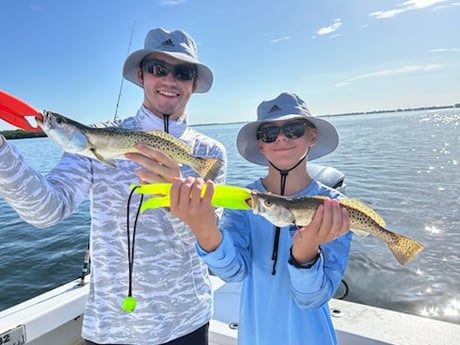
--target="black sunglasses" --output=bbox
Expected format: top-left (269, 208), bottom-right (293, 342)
top-left (141, 59), bottom-right (197, 81)
top-left (257, 122), bottom-right (311, 143)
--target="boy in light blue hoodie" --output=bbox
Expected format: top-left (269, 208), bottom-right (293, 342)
top-left (170, 92), bottom-right (352, 345)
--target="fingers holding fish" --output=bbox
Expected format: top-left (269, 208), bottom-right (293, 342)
top-left (332, 199), bottom-right (350, 239)
top-left (293, 199), bottom-right (350, 250)
top-left (170, 177), bottom-right (214, 225)
top-left (170, 177), bottom-right (222, 251)
top-left (290, 199), bottom-right (349, 264)
top-left (303, 199), bottom-right (349, 242)
top-left (320, 199), bottom-right (342, 241)
top-left (170, 176), bottom-right (205, 210)
top-left (126, 143), bottom-right (181, 183)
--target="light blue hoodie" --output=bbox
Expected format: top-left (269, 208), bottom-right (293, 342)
top-left (197, 178), bottom-right (353, 345)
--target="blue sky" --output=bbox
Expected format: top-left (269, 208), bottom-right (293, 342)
top-left (1, 0), bottom-right (459, 130)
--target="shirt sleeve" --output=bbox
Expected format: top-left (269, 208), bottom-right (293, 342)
top-left (196, 208), bottom-right (252, 282)
top-left (286, 186), bottom-right (353, 309)
top-left (0, 141), bottom-right (92, 228)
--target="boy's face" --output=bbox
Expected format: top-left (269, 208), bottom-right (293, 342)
top-left (258, 120), bottom-right (317, 169)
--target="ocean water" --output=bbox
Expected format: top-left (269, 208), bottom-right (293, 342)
top-left (0, 109), bottom-right (459, 325)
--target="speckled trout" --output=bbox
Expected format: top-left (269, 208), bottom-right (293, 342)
top-left (248, 191), bottom-right (424, 265)
top-left (36, 111), bottom-right (222, 180)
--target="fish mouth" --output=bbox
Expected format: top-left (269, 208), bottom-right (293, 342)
top-left (246, 191), bottom-right (261, 211)
top-left (35, 113), bottom-right (45, 127)
top-left (36, 111), bottom-right (53, 129)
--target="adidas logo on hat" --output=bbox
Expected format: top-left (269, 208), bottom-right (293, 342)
top-left (161, 39), bottom-right (175, 47)
top-left (268, 105), bottom-right (282, 113)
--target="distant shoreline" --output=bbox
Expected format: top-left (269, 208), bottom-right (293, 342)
top-left (320, 104), bottom-right (457, 118)
top-left (1, 104), bottom-right (458, 139)
top-left (191, 104), bottom-right (459, 127)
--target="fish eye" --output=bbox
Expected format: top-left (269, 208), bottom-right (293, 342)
top-left (263, 200), bottom-right (272, 207)
top-left (56, 117), bottom-right (64, 124)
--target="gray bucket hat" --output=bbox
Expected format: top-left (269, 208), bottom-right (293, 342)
top-left (123, 28), bottom-right (213, 93)
top-left (237, 92), bottom-right (339, 166)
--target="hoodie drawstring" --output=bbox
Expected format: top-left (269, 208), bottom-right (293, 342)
top-left (122, 112), bottom-right (170, 311)
top-left (269, 155), bottom-right (306, 275)
top-left (163, 114), bottom-right (170, 133)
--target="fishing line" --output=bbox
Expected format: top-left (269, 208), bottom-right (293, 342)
top-left (114, 20), bottom-right (136, 121)
top-left (122, 185), bottom-right (144, 313)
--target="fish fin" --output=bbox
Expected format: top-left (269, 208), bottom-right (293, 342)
top-left (350, 229), bottom-right (370, 238)
top-left (338, 198), bottom-right (386, 227)
top-left (145, 130), bottom-right (192, 153)
top-left (387, 232), bottom-right (424, 265)
top-left (194, 157), bottom-right (223, 180)
top-left (91, 148), bottom-right (117, 167)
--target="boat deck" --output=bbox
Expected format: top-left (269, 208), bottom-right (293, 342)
top-left (212, 278), bottom-right (460, 345)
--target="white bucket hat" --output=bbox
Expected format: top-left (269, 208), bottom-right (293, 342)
top-left (123, 28), bottom-right (213, 93)
top-left (237, 92), bottom-right (339, 166)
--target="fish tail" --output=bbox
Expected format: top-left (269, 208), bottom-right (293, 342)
top-left (387, 232), bottom-right (424, 265)
top-left (193, 157), bottom-right (223, 180)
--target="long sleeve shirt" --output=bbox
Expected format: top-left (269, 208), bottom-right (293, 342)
top-left (0, 106), bottom-right (227, 344)
top-left (197, 178), bottom-right (352, 345)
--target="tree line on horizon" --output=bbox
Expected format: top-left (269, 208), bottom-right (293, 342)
top-left (0, 129), bottom-right (46, 140)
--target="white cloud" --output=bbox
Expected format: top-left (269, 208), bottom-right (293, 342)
top-left (337, 64), bottom-right (444, 86)
top-left (328, 33), bottom-right (342, 39)
top-left (159, 0), bottom-right (186, 5)
top-left (369, 0), bottom-right (450, 19)
top-left (430, 48), bottom-right (460, 52)
top-left (350, 64), bottom-right (443, 80)
top-left (399, 0), bottom-right (447, 9)
top-left (317, 19), bottom-right (342, 35)
top-left (270, 36), bottom-right (291, 44)
top-left (369, 9), bottom-right (407, 19)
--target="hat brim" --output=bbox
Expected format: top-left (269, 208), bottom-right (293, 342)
top-left (122, 49), bottom-right (213, 93)
top-left (237, 114), bottom-right (339, 166)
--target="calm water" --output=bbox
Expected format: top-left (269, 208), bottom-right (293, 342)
top-left (1, 109), bottom-right (459, 325)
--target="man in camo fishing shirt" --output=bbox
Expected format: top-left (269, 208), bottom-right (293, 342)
top-left (0, 28), bottom-right (226, 344)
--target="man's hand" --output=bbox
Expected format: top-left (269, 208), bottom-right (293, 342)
top-left (125, 143), bottom-right (181, 183)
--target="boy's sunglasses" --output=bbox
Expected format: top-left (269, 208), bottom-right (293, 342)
top-left (257, 122), bottom-right (311, 143)
top-left (141, 59), bottom-right (197, 81)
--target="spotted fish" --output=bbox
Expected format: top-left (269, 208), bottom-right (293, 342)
top-left (248, 191), bottom-right (424, 265)
top-left (36, 111), bottom-right (222, 180)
